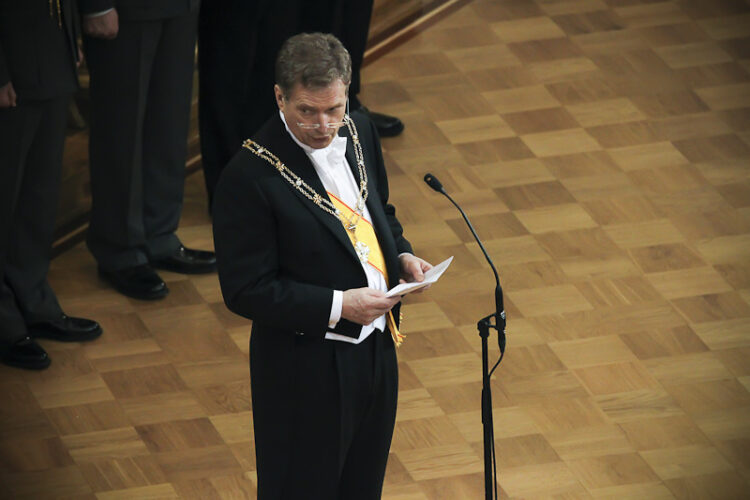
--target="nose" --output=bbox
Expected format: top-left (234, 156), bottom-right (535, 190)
top-left (312, 112), bottom-right (329, 129)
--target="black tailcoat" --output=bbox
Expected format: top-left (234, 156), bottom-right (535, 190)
top-left (212, 111), bottom-right (411, 497)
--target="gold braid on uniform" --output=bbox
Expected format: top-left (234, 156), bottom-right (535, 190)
top-left (49, 0), bottom-right (62, 28)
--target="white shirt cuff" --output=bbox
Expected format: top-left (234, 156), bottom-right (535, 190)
top-left (85, 8), bottom-right (115, 18)
top-left (329, 290), bottom-right (343, 328)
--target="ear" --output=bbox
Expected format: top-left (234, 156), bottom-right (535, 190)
top-left (274, 84), bottom-right (285, 112)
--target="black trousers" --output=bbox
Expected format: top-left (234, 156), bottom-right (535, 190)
top-left (83, 12), bottom-right (198, 271)
top-left (253, 330), bottom-right (398, 499)
top-left (0, 96), bottom-right (69, 347)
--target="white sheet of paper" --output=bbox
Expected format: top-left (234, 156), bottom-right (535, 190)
top-left (386, 256), bottom-right (453, 297)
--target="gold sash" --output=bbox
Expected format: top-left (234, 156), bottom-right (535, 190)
top-left (328, 192), bottom-right (404, 346)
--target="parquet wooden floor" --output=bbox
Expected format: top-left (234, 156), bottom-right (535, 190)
top-left (2, 0), bottom-right (750, 498)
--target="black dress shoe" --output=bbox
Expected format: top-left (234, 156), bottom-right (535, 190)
top-left (29, 314), bottom-right (103, 342)
top-left (99, 264), bottom-right (169, 300)
top-left (359, 107), bottom-right (404, 137)
top-left (1, 337), bottom-right (50, 370)
top-left (151, 245), bottom-right (217, 274)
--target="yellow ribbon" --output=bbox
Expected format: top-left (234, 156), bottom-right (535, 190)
top-left (328, 192), bottom-right (404, 347)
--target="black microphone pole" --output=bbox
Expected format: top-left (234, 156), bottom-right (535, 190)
top-left (424, 173), bottom-right (507, 500)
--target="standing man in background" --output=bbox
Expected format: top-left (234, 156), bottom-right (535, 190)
top-left (0, 0), bottom-right (102, 370)
top-left (81, 0), bottom-right (216, 301)
top-left (198, 0), bottom-right (403, 209)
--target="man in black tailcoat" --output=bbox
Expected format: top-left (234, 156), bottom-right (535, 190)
top-left (0, 0), bottom-right (102, 370)
top-left (80, 0), bottom-right (216, 300)
top-left (213, 33), bottom-right (430, 499)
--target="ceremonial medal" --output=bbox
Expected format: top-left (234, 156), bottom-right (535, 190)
top-left (355, 241), bottom-right (370, 264)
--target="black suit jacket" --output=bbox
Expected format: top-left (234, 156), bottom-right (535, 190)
top-left (78, 0), bottom-right (198, 20)
top-left (0, 0), bottom-right (79, 100)
top-left (213, 111), bottom-right (412, 340)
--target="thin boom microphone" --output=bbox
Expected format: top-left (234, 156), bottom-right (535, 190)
top-left (424, 173), bottom-right (444, 193)
top-left (423, 173), bottom-right (506, 353)
top-left (424, 173), bottom-right (506, 500)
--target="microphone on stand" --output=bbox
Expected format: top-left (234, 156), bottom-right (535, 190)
top-left (424, 172), bottom-right (507, 499)
top-left (423, 173), bottom-right (506, 353)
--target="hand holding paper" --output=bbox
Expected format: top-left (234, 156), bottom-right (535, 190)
top-left (387, 256), bottom-right (453, 297)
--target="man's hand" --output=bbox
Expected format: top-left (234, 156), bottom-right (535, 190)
top-left (0, 82), bottom-right (17, 108)
top-left (399, 254), bottom-right (433, 293)
top-left (342, 288), bottom-right (401, 326)
top-left (83, 9), bottom-right (119, 39)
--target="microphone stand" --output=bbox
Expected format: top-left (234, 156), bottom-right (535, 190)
top-left (479, 311), bottom-right (503, 500)
top-left (423, 174), bottom-right (507, 500)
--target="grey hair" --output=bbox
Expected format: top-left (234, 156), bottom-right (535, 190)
top-left (275, 32), bottom-right (352, 96)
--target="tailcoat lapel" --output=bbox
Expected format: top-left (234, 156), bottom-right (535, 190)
top-left (262, 116), bottom-right (361, 265)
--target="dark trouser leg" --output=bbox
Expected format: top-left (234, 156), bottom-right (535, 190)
top-left (0, 102), bottom-right (39, 347)
top-left (269, 337), bottom-right (343, 499)
top-left (198, 1), bottom-right (262, 207)
top-left (336, 0), bottom-right (374, 110)
top-left (142, 12), bottom-right (198, 259)
top-left (4, 96), bottom-right (69, 324)
top-left (256, 332), bottom-right (396, 499)
top-left (84, 20), bottom-right (158, 271)
top-left (338, 332), bottom-right (398, 500)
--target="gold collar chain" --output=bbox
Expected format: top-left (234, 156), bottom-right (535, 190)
top-left (242, 115), bottom-right (369, 231)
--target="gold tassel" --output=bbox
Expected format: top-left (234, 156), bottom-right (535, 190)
top-left (386, 310), bottom-right (405, 347)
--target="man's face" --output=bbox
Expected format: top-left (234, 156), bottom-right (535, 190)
top-left (275, 79), bottom-right (348, 150)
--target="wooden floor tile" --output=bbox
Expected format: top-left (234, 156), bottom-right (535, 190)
top-left (644, 352), bottom-right (735, 386)
top-left (436, 114), bottom-right (515, 143)
top-left (397, 445), bottom-right (483, 482)
top-left (566, 453), bottom-right (660, 489)
top-left (61, 427), bottom-right (149, 463)
top-left (522, 128), bottom-right (603, 157)
top-left (78, 455), bottom-right (167, 493)
top-left (667, 378), bottom-right (750, 416)
top-left (95, 483), bottom-right (180, 499)
top-left (664, 470), bottom-right (750, 500)
top-left (546, 424), bottom-right (633, 460)
top-left (498, 461), bottom-right (583, 498)
top-left (483, 84), bottom-right (562, 113)
top-left (595, 388), bottom-right (684, 424)
top-left (491, 16), bottom-right (566, 42)
top-left (445, 44), bottom-right (521, 72)
top-left (568, 97), bottom-right (647, 127)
